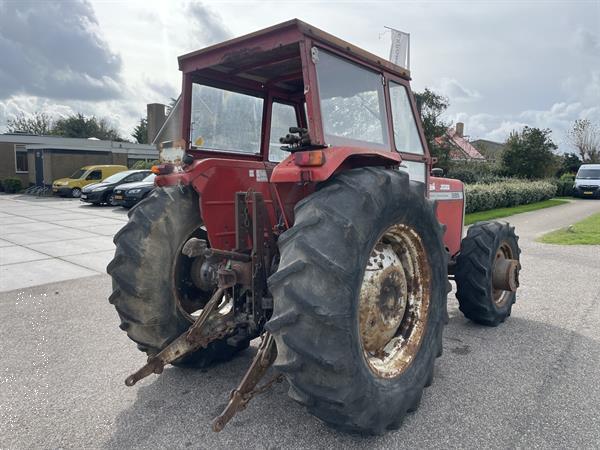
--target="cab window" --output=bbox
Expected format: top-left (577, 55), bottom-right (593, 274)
top-left (389, 82), bottom-right (424, 155)
top-left (86, 170), bottom-right (102, 180)
top-left (314, 48), bottom-right (389, 148)
top-left (269, 102), bottom-right (298, 162)
top-left (190, 83), bottom-right (263, 154)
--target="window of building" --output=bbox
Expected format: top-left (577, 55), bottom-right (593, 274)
top-left (314, 48), bottom-right (389, 148)
top-left (269, 102), bottom-right (298, 162)
top-left (389, 82), bottom-right (424, 155)
top-left (15, 145), bottom-right (28, 173)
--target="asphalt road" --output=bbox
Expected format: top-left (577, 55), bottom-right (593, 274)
top-left (1, 199), bottom-right (599, 449)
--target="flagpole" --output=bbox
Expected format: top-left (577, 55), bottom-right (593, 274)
top-left (407, 33), bottom-right (410, 70)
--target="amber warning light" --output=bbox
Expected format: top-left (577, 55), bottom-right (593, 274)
top-left (294, 150), bottom-right (326, 167)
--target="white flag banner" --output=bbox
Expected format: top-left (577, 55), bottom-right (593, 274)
top-left (389, 28), bottom-right (410, 69)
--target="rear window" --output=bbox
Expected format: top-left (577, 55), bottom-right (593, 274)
top-left (315, 48), bottom-right (389, 149)
top-left (576, 168), bottom-right (600, 179)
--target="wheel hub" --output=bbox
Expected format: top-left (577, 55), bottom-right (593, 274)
top-left (492, 242), bottom-right (519, 305)
top-left (359, 246), bottom-right (408, 353)
top-left (358, 224), bottom-right (431, 379)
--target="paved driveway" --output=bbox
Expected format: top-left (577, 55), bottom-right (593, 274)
top-left (1, 195), bottom-right (599, 448)
top-left (0, 194), bottom-right (127, 292)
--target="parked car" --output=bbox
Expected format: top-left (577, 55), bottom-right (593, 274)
top-left (573, 164), bottom-right (600, 198)
top-left (113, 173), bottom-right (156, 208)
top-left (52, 165), bottom-right (127, 198)
top-left (80, 170), bottom-right (151, 206)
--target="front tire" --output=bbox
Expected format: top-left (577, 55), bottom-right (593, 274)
top-left (71, 187), bottom-right (81, 198)
top-left (266, 168), bottom-right (448, 434)
top-left (107, 186), bottom-right (249, 367)
top-left (455, 221), bottom-right (521, 326)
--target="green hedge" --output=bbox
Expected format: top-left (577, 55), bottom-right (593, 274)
top-left (548, 174), bottom-right (575, 197)
top-left (465, 180), bottom-right (557, 214)
top-left (3, 178), bottom-right (22, 193)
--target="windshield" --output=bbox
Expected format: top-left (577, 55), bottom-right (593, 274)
top-left (576, 168), bottom-right (600, 179)
top-left (103, 171), bottom-right (131, 184)
top-left (190, 83), bottom-right (263, 154)
top-left (70, 169), bottom-right (86, 179)
top-left (143, 174), bottom-right (156, 182)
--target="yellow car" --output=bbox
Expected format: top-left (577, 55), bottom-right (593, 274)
top-left (52, 165), bottom-right (127, 198)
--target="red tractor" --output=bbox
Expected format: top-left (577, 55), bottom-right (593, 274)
top-left (108, 19), bottom-right (521, 434)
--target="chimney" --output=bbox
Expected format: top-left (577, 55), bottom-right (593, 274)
top-left (147, 103), bottom-right (167, 144)
top-left (455, 122), bottom-right (464, 137)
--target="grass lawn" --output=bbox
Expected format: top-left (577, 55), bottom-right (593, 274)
top-left (464, 199), bottom-right (570, 225)
top-left (538, 212), bottom-right (600, 245)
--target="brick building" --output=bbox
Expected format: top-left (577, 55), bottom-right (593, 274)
top-left (0, 134), bottom-right (157, 187)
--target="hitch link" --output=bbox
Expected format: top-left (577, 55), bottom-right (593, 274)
top-left (212, 333), bottom-right (281, 432)
top-left (124, 286), bottom-right (227, 387)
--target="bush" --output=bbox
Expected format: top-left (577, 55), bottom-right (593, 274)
top-left (130, 160), bottom-right (159, 169)
top-left (446, 161), bottom-right (500, 184)
top-left (3, 178), bottom-right (23, 193)
top-left (465, 180), bottom-right (557, 214)
top-left (548, 174), bottom-right (575, 197)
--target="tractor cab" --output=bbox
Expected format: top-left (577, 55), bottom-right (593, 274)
top-left (164, 19), bottom-right (429, 184)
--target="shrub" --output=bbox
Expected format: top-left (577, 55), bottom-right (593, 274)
top-left (130, 160), bottom-right (159, 169)
top-left (465, 180), bottom-right (557, 214)
top-left (3, 178), bottom-right (23, 193)
top-left (548, 174), bottom-right (576, 197)
top-left (446, 160), bottom-right (500, 184)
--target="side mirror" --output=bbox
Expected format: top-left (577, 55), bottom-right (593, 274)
top-left (431, 168), bottom-right (444, 177)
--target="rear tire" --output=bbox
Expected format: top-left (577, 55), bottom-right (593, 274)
top-left (455, 221), bottom-right (521, 326)
top-left (107, 186), bottom-right (249, 367)
top-left (266, 168), bottom-right (448, 434)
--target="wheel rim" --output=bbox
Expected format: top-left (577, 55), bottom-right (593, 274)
top-left (358, 224), bottom-right (431, 379)
top-left (172, 226), bottom-right (215, 322)
top-left (493, 242), bottom-right (514, 306)
top-left (72, 188), bottom-right (81, 198)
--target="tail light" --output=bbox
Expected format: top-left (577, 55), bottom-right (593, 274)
top-left (151, 164), bottom-right (175, 175)
top-left (294, 150), bottom-right (325, 167)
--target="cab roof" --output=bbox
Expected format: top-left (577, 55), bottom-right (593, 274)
top-left (178, 19), bottom-right (410, 93)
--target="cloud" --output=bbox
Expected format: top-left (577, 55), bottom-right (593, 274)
top-left (186, 2), bottom-right (232, 47)
top-left (0, 0), bottom-right (122, 101)
top-left (573, 27), bottom-right (600, 56)
top-left (435, 78), bottom-right (481, 103)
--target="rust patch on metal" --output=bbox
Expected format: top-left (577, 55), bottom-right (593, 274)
top-left (358, 224), bottom-right (431, 379)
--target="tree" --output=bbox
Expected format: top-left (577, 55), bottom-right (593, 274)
top-left (132, 118), bottom-right (148, 144)
top-left (501, 127), bottom-right (558, 179)
top-left (568, 119), bottom-right (600, 163)
top-left (52, 113), bottom-right (124, 141)
top-left (6, 112), bottom-right (54, 135)
top-left (413, 88), bottom-right (452, 169)
top-left (558, 152), bottom-right (582, 176)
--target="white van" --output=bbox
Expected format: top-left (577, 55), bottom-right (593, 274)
top-left (574, 164), bottom-right (600, 198)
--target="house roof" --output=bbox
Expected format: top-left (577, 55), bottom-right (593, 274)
top-left (0, 134), bottom-right (157, 156)
top-left (440, 129), bottom-right (485, 160)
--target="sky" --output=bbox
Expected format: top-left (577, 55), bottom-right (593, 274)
top-left (0, 0), bottom-right (598, 151)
